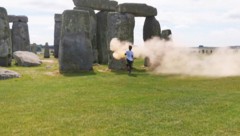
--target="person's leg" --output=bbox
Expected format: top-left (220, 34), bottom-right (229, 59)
top-left (129, 61), bottom-right (133, 74)
top-left (126, 60), bottom-right (130, 72)
top-left (127, 60), bottom-right (131, 74)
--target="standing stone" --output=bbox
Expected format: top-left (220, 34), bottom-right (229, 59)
top-left (54, 14), bottom-right (62, 58)
top-left (10, 16), bottom-right (30, 52)
top-left (162, 29), bottom-right (172, 41)
top-left (143, 16), bottom-right (161, 67)
top-left (74, 7), bottom-right (98, 63)
top-left (30, 43), bottom-right (37, 54)
top-left (59, 10), bottom-right (93, 73)
top-left (107, 12), bottom-right (135, 70)
top-left (144, 57), bottom-right (151, 67)
top-left (143, 16), bottom-right (161, 41)
top-left (72, 0), bottom-right (118, 11)
top-left (0, 7), bottom-right (12, 66)
top-left (44, 42), bottom-right (50, 58)
top-left (97, 11), bottom-right (109, 64)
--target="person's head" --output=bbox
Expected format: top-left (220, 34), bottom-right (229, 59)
top-left (129, 45), bottom-right (132, 50)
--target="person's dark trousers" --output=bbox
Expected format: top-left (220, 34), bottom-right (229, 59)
top-left (127, 59), bottom-right (133, 74)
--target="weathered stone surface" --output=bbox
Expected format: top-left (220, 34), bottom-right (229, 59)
top-left (10, 15), bottom-right (31, 53)
top-left (44, 42), bottom-right (50, 58)
top-left (143, 16), bottom-right (161, 41)
top-left (143, 16), bottom-right (161, 67)
top-left (59, 32), bottom-right (93, 72)
top-left (0, 7), bottom-right (12, 67)
top-left (97, 12), bottom-right (135, 67)
top-left (162, 29), bottom-right (172, 41)
top-left (61, 10), bottom-right (90, 37)
top-left (13, 51), bottom-right (42, 66)
top-left (74, 7), bottom-right (98, 63)
top-left (0, 68), bottom-right (20, 80)
top-left (97, 11), bottom-right (109, 64)
top-left (54, 14), bottom-right (62, 22)
top-left (107, 12), bottom-right (135, 70)
top-left (144, 57), bottom-right (151, 67)
top-left (11, 21), bottom-right (30, 52)
top-left (54, 14), bottom-right (62, 58)
top-left (59, 10), bottom-right (93, 72)
top-left (117, 3), bottom-right (157, 17)
top-left (30, 43), bottom-right (37, 53)
top-left (8, 15), bottom-right (28, 23)
top-left (73, 0), bottom-right (118, 11)
top-left (107, 12), bottom-right (135, 43)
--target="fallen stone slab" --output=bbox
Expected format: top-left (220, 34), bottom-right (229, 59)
top-left (0, 68), bottom-right (20, 80)
top-left (13, 51), bottom-right (42, 67)
top-left (73, 0), bottom-right (118, 11)
top-left (117, 3), bottom-right (157, 17)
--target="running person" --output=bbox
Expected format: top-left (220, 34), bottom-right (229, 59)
top-left (125, 45), bottom-right (134, 74)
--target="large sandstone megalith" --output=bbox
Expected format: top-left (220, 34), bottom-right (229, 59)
top-left (74, 7), bottom-right (98, 63)
top-left (0, 7), bottom-right (12, 67)
top-left (143, 16), bottom-right (161, 41)
top-left (107, 12), bottom-right (135, 70)
top-left (59, 10), bottom-right (93, 73)
top-left (9, 15), bottom-right (30, 52)
top-left (97, 12), bottom-right (135, 69)
top-left (162, 29), bottom-right (172, 41)
top-left (96, 11), bottom-right (109, 64)
top-left (30, 43), bottom-right (37, 53)
top-left (54, 14), bottom-right (62, 58)
top-left (44, 42), bottom-right (50, 58)
top-left (143, 16), bottom-right (161, 67)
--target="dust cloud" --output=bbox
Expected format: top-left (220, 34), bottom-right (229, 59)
top-left (110, 37), bottom-right (240, 77)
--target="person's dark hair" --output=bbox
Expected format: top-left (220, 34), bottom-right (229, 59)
top-left (129, 45), bottom-right (132, 50)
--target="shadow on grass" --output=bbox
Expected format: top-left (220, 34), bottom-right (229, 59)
top-left (111, 67), bottom-right (147, 77)
top-left (61, 71), bottom-right (97, 77)
top-left (132, 67), bottom-right (147, 73)
top-left (128, 73), bottom-right (138, 77)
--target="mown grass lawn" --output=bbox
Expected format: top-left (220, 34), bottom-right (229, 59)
top-left (0, 57), bottom-right (240, 135)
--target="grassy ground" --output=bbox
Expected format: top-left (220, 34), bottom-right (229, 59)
top-left (0, 56), bottom-right (240, 135)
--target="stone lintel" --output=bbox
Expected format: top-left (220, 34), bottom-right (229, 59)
top-left (54, 14), bottom-right (62, 22)
top-left (8, 15), bottom-right (28, 23)
top-left (117, 3), bottom-right (157, 17)
top-left (73, 0), bottom-right (118, 11)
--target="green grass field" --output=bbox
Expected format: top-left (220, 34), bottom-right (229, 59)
top-left (0, 57), bottom-right (240, 135)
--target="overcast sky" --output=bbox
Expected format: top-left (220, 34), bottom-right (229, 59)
top-left (1, 0), bottom-right (240, 47)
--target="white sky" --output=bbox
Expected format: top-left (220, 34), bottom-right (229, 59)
top-left (1, 0), bottom-right (240, 47)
